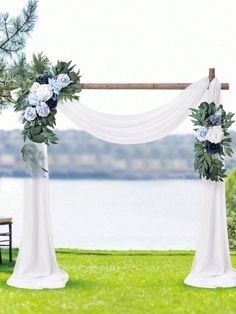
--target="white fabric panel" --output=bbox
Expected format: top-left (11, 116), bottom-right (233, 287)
top-left (184, 78), bottom-right (236, 288)
top-left (184, 180), bottom-right (236, 288)
top-left (59, 77), bottom-right (209, 144)
top-left (7, 144), bottom-right (68, 289)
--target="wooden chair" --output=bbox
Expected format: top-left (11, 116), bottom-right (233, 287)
top-left (0, 218), bottom-right (13, 264)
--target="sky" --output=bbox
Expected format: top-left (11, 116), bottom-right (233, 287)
top-left (0, 0), bottom-right (236, 133)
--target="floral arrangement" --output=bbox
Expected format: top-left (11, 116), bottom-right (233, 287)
top-left (10, 53), bottom-right (81, 146)
top-left (191, 102), bottom-right (234, 181)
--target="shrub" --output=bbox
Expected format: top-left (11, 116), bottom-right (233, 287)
top-left (226, 168), bottom-right (236, 249)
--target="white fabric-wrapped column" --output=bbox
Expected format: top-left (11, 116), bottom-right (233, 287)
top-left (7, 143), bottom-right (68, 289)
top-left (184, 79), bottom-right (236, 288)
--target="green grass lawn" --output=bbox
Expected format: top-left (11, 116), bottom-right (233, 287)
top-left (1, 249), bottom-right (236, 314)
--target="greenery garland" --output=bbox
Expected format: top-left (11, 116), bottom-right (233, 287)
top-left (191, 102), bottom-right (234, 182)
top-left (8, 53), bottom-right (81, 161)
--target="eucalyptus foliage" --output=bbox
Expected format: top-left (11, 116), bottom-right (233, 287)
top-left (191, 102), bottom-right (234, 181)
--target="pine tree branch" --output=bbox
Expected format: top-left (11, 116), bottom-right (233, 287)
top-left (3, 15), bottom-right (9, 40)
top-left (0, 0), bottom-right (37, 58)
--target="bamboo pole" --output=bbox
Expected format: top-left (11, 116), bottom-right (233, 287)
top-left (209, 68), bottom-right (215, 82)
top-left (80, 68), bottom-right (229, 90)
top-left (80, 82), bottom-right (229, 90)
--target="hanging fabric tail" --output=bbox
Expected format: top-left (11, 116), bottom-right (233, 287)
top-left (7, 143), bottom-right (69, 289)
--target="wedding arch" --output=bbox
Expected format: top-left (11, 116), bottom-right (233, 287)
top-left (6, 68), bottom-right (236, 290)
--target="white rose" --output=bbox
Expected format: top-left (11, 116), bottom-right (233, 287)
top-left (24, 106), bottom-right (37, 121)
top-left (35, 84), bottom-right (53, 101)
top-left (10, 88), bottom-right (22, 101)
top-left (36, 102), bottom-right (50, 117)
top-left (206, 126), bottom-right (224, 144)
top-left (30, 82), bottom-right (40, 93)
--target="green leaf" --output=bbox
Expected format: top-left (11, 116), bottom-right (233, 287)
top-left (31, 52), bottom-right (50, 74)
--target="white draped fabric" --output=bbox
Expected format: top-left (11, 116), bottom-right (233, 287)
top-left (7, 144), bottom-right (68, 289)
top-left (184, 78), bottom-right (236, 288)
top-left (184, 180), bottom-right (236, 288)
top-left (7, 76), bottom-right (236, 289)
top-left (58, 77), bottom-right (209, 144)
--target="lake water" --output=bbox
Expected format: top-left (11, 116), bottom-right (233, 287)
top-left (0, 178), bottom-right (202, 250)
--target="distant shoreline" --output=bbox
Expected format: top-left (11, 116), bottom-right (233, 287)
top-left (0, 130), bottom-right (235, 180)
top-left (0, 174), bottom-right (199, 181)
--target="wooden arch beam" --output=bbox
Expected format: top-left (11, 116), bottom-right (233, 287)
top-left (80, 68), bottom-right (229, 90)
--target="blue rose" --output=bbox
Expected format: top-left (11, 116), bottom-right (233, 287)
top-left (197, 126), bottom-right (208, 141)
top-left (41, 74), bottom-right (53, 84)
top-left (24, 106), bottom-right (37, 121)
top-left (36, 102), bottom-right (50, 117)
top-left (52, 93), bottom-right (59, 101)
top-left (205, 141), bottom-right (221, 154)
top-left (46, 96), bottom-right (58, 109)
top-left (57, 74), bottom-right (70, 88)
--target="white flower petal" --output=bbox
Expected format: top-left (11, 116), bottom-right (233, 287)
top-left (30, 82), bottom-right (40, 93)
top-left (10, 88), bottom-right (22, 101)
top-left (35, 84), bottom-right (53, 101)
top-left (206, 126), bottom-right (224, 144)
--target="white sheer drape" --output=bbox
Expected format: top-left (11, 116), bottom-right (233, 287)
top-left (7, 144), bottom-right (68, 289)
top-left (7, 76), bottom-right (235, 289)
top-left (184, 180), bottom-right (236, 288)
top-left (58, 77), bottom-right (209, 144)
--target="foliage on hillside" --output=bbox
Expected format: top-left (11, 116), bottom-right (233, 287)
top-left (226, 168), bottom-right (236, 249)
top-left (0, 130), bottom-right (236, 179)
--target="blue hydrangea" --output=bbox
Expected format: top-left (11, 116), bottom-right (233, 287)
top-left (28, 92), bottom-right (42, 106)
top-left (205, 114), bottom-right (221, 127)
top-left (48, 78), bottom-right (63, 95)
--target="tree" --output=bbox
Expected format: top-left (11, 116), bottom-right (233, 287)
top-left (0, 0), bottom-right (37, 60)
top-left (0, 0), bottom-right (37, 109)
top-left (226, 168), bottom-right (236, 249)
